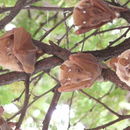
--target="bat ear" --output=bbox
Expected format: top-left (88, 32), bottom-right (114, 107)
top-left (0, 27), bottom-right (39, 73)
top-left (0, 27), bottom-right (41, 73)
top-left (106, 57), bottom-right (119, 71)
top-left (13, 27), bottom-right (38, 73)
top-left (0, 30), bottom-right (14, 40)
top-left (69, 53), bottom-right (100, 73)
top-left (15, 51), bottom-right (37, 73)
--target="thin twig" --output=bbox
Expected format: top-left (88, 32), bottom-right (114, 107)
top-left (15, 75), bottom-right (30, 129)
top-left (80, 90), bottom-right (121, 117)
top-left (63, 12), bottom-right (70, 49)
top-left (85, 115), bottom-right (130, 130)
top-left (57, 25), bottom-right (74, 45)
top-left (12, 89), bottom-right (25, 102)
top-left (33, 12), bottom-right (58, 37)
top-left (42, 85), bottom-right (61, 130)
top-left (0, 0), bottom-right (27, 29)
top-left (7, 86), bottom-right (56, 121)
top-left (71, 26), bottom-right (130, 50)
top-left (81, 34), bottom-right (86, 52)
top-left (25, 6), bottom-right (73, 12)
top-left (71, 86), bottom-right (113, 127)
top-left (67, 92), bottom-right (75, 130)
top-left (122, 0), bottom-right (130, 6)
top-left (28, 86), bottom-right (56, 107)
top-left (108, 28), bottom-right (130, 47)
top-left (40, 12), bottom-right (72, 41)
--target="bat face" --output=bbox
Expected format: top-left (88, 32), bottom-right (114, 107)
top-left (108, 49), bottom-right (130, 86)
top-left (73, 0), bottom-right (127, 34)
top-left (58, 53), bottom-right (102, 92)
top-left (0, 27), bottom-right (39, 73)
top-left (116, 50), bottom-right (130, 85)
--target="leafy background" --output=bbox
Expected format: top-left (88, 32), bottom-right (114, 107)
top-left (0, 0), bottom-right (130, 130)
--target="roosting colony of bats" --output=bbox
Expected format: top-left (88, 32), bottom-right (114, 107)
top-left (0, 0), bottom-right (129, 93)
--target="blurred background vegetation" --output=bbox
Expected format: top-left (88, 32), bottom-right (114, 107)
top-left (0, 0), bottom-right (130, 130)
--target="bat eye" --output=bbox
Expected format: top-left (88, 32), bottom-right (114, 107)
top-left (82, 10), bottom-right (87, 14)
top-left (67, 78), bottom-right (71, 81)
top-left (76, 78), bottom-right (81, 81)
top-left (83, 21), bottom-right (87, 24)
top-left (10, 35), bottom-right (14, 40)
top-left (76, 68), bottom-right (82, 73)
top-left (126, 67), bottom-right (130, 73)
top-left (7, 53), bottom-right (12, 56)
top-left (68, 69), bottom-right (72, 72)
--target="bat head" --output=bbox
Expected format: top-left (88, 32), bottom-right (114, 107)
top-left (108, 49), bottom-right (130, 86)
top-left (58, 53), bottom-right (102, 92)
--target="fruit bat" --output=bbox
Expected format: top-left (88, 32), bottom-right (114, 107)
top-left (58, 53), bottom-right (102, 92)
top-left (0, 27), bottom-right (39, 73)
top-left (73, 0), bottom-right (127, 34)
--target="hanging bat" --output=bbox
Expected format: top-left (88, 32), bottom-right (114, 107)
top-left (107, 49), bottom-right (130, 86)
top-left (0, 27), bottom-right (40, 73)
top-left (58, 53), bottom-right (102, 92)
top-left (73, 0), bottom-right (127, 34)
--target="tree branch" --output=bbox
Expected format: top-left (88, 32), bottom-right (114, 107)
top-left (25, 6), bottom-right (73, 12)
top-left (42, 84), bottom-right (61, 130)
top-left (15, 75), bottom-right (30, 129)
top-left (80, 90), bottom-right (121, 117)
top-left (85, 115), bottom-right (130, 130)
top-left (0, 0), bottom-right (27, 29)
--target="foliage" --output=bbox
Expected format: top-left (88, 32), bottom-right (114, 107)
top-left (0, 0), bottom-right (130, 130)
